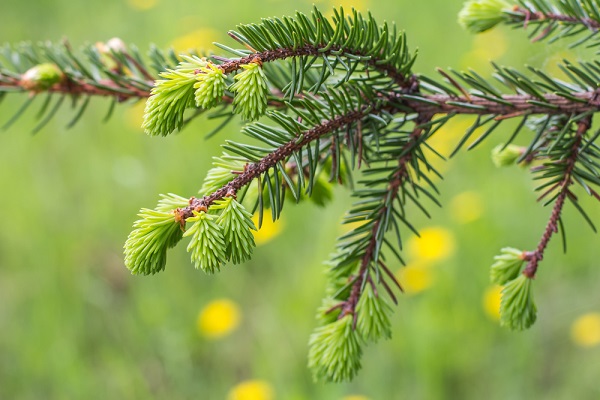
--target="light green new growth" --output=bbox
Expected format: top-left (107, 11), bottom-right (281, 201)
top-left (183, 210), bottom-right (227, 273)
top-left (308, 315), bottom-right (362, 382)
top-left (315, 298), bottom-right (342, 326)
top-left (491, 144), bottom-right (525, 167)
top-left (20, 63), bottom-right (64, 91)
top-left (458, 0), bottom-right (512, 33)
top-left (490, 247), bottom-right (525, 285)
top-left (500, 274), bottom-right (537, 330)
top-left (198, 155), bottom-right (246, 196)
top-left (194, 62), bottom-right (226, 109)
top-left (230, 62), bottom-right (268, 121)
top-left (124, 207), bottom-right (184, 275)
top-left (142, 55), bottom-right (207, 136)
top-left (155, 192), bottom-right (190, 212)
top-left (213, 197), bottom-right (257, 264)
top-left (356, 284), bottom-right (393, 342)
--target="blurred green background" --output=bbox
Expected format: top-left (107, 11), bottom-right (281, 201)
top-left (1, 0), bottom-right (600, 399)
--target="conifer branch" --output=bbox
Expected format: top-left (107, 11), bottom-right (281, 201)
top-left (339, 119), bottom-right (429, 324)
top-left (511, 6), bottom-right (600, 30)
top-left (213, 44), bottom-right (413, 88)
top-left (523, 116), bottom-right (592, 277)
top-left (397, 91), bottom-right (600, 116)
top-left (21, 78), bottom-right (151, 100)
top-left (176, 107), bottom-right (369, 220)
top-left (6, 1), bottom-right (600, 383)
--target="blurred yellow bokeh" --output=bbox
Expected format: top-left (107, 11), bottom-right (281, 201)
top-left (543, 49), bottom-right (578, 79)
top-left (227, 380), bottom-right (274, 400)
top-left (125, 100), bottom-right (146, 131)
top-left (460, 30), bottom-right (508, 72)
top-left (428, 115), bottom-right (481, 158)
top-left (483, 285), bottom-right (502, 321)
top-left (252, 212), bottom-right (284, 246)
top-left (170, 28), bottom-right (220, 53)
top-left (328, 0), bottom-right (369, 12)
top-left (407, 226), bottom-right (455, 263)
top-left (450, 191), bottom-right (484, 224)
top-left (397, 263), bottom-right (434, 295)
top-left (197, 298), bottom-right (241, 339)
top-left (571, 313), bottom-right (600, 347)
top-left (126, 0), bottom-right (158, 11)
top-left (342, 395), bottom-right (371, 400)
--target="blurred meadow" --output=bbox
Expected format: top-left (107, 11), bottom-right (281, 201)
top-left (1, 0), bottom-right (600, 399)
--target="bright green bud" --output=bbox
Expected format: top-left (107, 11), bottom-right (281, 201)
top-left (458, 0), bottom-right (512, 33)
top-left (356, 284), bottom-right (392, 342)
top-left (490, 247), bottom-right (525, 285)
top-left (308, 315), bottom-right (362, 382)
top-left (491, 144), bottom-right (524, 167)
top-left (315, 298), bottom-right (343, 326)
top-left (230, 61), bottom-right (268, 121)
top-left (194, 63), bottom-right (226, 109)
top-left (20, 63), bottom-right (64, 91)
top-left (183, 210), bottom-right (227, 273)
top-left (155, 192), bottom-right (190, 212)
top-left (143, 55), bottom-right (207, 136)
top-left (124, 207), bottom-right (183, 275)
top-left (198, 155), bottom-right (246, 196)
top-left (213, 197), bottom-right (256, 264)
top-left (500, 274), bottom-right (537, 330)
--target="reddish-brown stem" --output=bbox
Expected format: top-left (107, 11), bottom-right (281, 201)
top-left (0, 77), bottom-right (152, 101)
top-left (523, 117), bottom-right (592, 278)
top-left (512, 7), bottom-right (600, 31)
top-left (122, 53), bottom-right (156, 82)
top-left (177, 108), bottom-right (368, 219)
top-left (4, 74), bottom-right (600, 117)
top-left (400, 92), bottom-right (600, 116)
top-left (213, 44), bottom-right (413, 88)
top-left (340, 118), bottom-right (429, 323)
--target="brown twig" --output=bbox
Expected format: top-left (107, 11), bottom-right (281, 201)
top-left (211, 44), bottom-right (413, 88)
top-left (523, 117), bottom-right (592, 278)
top-left (512, 7), bottom-right (600, 31)
top-left (339, 116), bottom-right (430, 325)
top-left (178, 108), bottom-right (369, 219)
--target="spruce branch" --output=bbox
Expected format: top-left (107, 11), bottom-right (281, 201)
top-left (176, 107), bottom-right (370, 220)
top-left (460, 0), bottom-right (600, 45)
top-left (6, 1), bottom-right (600, 384)
top-left (508, 0), bottom-right (600, 43)
top-left (523, 116), bottom-right (592, 278)
top-left (338, 119), bottom-right (430, 324)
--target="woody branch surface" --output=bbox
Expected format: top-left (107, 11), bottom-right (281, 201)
top-left (523, 117), bottom-right (592, 277)
top-left (177, 108), bottom-right (368, 220)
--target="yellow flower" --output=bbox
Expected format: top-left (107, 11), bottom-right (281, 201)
top-left (251, 212), bottom-right (283, 246)
top-left (397, 262), bottom-right (434, 295)
top-left (407, 226), bottom-right (455, 263)
top-left (197, 299), bottom-right (241, 339)
top-left (450, 191), bottom-right (484, 224)
top-left (228, 380), bottom-right (274, 400)
top-left (571, 313), bottom-right (600, 347)
top-left (482, 285), bottom-right (502, 321)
